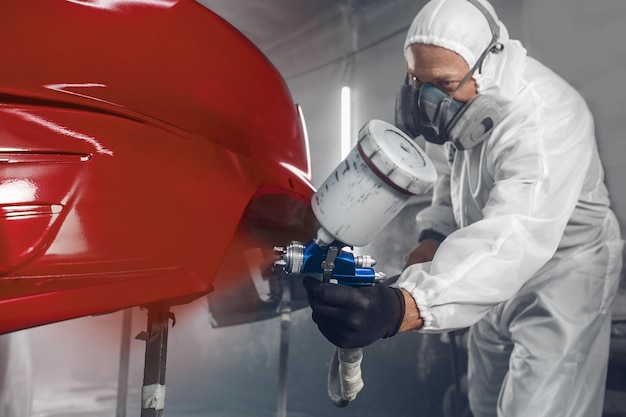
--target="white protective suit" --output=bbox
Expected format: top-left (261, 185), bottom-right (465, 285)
top-left (394, 1), bottom-right (624, 416)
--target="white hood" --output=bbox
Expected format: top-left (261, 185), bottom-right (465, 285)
top-left (404, 0), bottom-right (527, 102)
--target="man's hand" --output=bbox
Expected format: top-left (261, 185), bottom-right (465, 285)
top-left (303, 277), bottom-right (406, 349)
top-left (405, 239), bottom-right (440, 267)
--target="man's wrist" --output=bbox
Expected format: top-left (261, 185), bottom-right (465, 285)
top-left (418, 229), bottom-right (447, 243)
top-left (399, 289), bottom-right (424, 332)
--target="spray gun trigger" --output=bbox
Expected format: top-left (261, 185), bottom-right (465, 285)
top-left (321, 246), bottom-right (340, 282)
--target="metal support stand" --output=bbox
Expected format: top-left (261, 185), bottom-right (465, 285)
top-left (139, 304), bottom-right (172, 417)
top-left (276, 279), bottom-right (291, 417)
top-left (448, 330), bottom-right (463, 417)
top-left (116, 308), bottom-right (133, 417)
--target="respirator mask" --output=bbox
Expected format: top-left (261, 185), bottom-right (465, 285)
top-left (395, 0), bottom-right (504, 151)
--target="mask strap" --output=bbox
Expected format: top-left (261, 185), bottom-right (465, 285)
top-left (447, 0), bottom-right (503, 102)
top-left (441, 6), bottom-right (503, 109)
top-left (422, 0), bottom-right (504, 142)
top-left (438, 33), bottom-right (500, 133)
top-left (467, 0), bottom-right (504, 73)
top-left (467, 0), bottom-right (501, 49)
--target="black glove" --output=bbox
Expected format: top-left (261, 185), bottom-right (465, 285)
top-left (303, 277), bottom-right (406, 349)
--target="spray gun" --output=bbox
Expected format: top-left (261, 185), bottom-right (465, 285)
top-left (273, 231), bottom-right (383, 287)
top-left (274, 119), bottom-right (437, 407)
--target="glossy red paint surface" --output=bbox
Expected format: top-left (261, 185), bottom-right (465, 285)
top-left (0, 0), bottom-right (316, 334)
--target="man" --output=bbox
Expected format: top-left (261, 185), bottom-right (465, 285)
top-left (303, 0), bottom-right (624, 416)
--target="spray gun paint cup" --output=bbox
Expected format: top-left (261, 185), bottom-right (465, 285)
top-left (312, 119), bottom-right (437, 247)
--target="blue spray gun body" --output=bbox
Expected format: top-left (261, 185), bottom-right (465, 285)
top-left (274, 234), bottom-right (384, 287)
